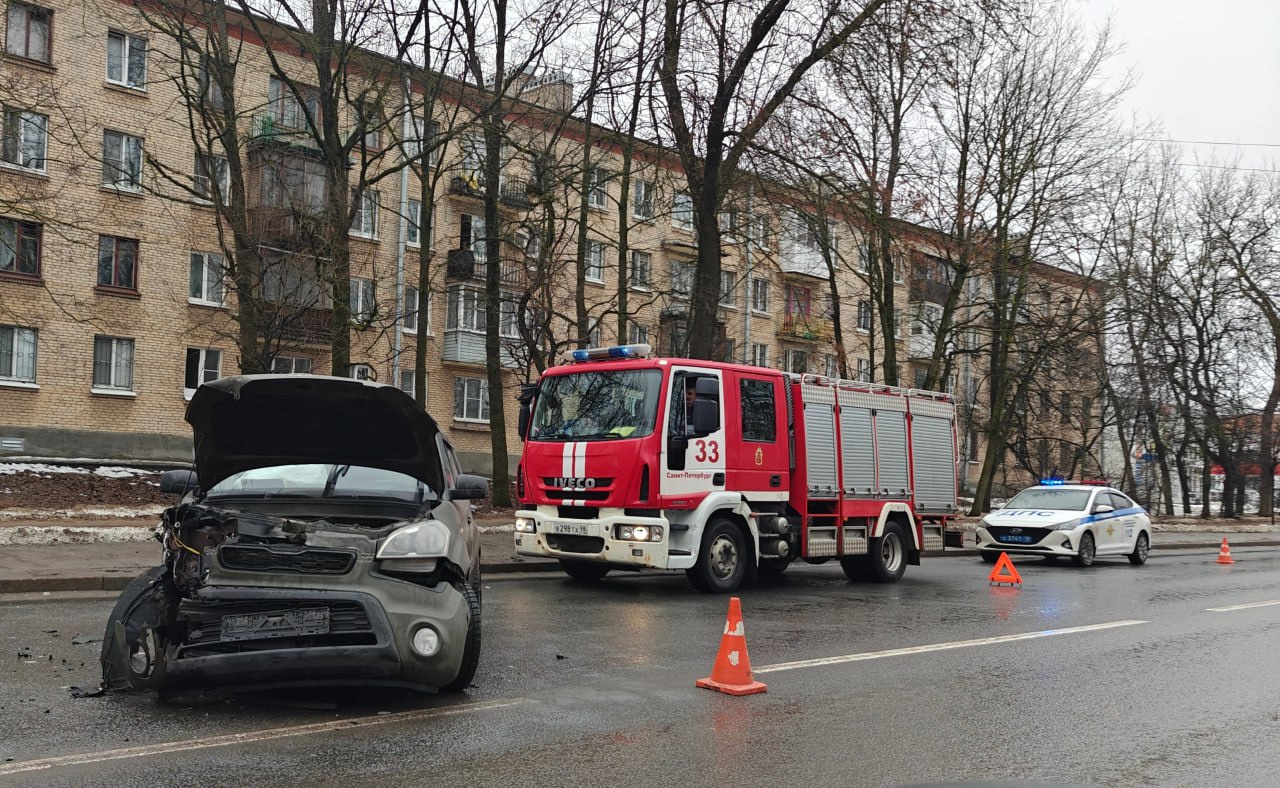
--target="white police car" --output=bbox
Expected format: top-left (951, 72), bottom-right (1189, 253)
top-left (975, 481), bottom-right (1151, 567)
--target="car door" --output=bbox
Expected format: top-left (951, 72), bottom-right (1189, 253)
top-left (1108, 491), bottom-right (1141, 551)
top-left (1088, 490), bottom-right (1121, 554)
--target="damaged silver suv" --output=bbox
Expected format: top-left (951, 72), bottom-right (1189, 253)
top-left (100, 375), bottom-right (488, 697)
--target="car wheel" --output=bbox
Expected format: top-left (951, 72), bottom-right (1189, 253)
top-left (1128, 532), bottom-right (1150, 566)
top-left (1073, 531), bottom-right (1096, 567)
top-left (980, 551), bottom-right (1000, 564)
top-left (101, 566), bottom-right (169, 693)
top-left (847, 523), bottom-right (908, 583)
top-left (440, 582), bottom-right (482, 693)
top-left (560, 559), bottom-right (610, 582)
top-left (687, 517), bottom-right (748, 593)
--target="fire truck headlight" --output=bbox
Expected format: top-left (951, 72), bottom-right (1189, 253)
top-left (514, 517), bottom-right (537, 533)
top-left (616, 525), bottom-right (663, 542)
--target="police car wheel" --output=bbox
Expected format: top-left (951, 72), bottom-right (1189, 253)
top-left (560, 559), bottom-right (610, 582)
top-left (1073, 531), bottom-right (1096, 567)
top-left (980, 551), bottom-right (999, 564)
top-left (1128, 532), bottom-right (1150, 566)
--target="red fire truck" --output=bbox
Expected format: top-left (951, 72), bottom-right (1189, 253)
top-left (513, 345), bottom-right (958, 592)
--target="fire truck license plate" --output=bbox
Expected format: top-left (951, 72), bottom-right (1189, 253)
top-left (551, 522), bottom-right (590, 536)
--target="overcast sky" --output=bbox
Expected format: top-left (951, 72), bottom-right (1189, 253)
top-left (1076, 0), bottom-right (1280, 172)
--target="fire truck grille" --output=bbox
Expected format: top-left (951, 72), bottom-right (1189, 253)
top-left (545, 534), bottom-right (605, 554)
top-left (543, 479), bottom-right (614, 502)
top-left (544, 489), bottom-right (611, 502)
top-left (558, 505), bottom-right (600, 519)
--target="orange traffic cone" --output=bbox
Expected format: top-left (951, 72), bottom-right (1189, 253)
top-left (1216, 538), bottom-right (1234, 565)
top-left (696, 596), bottom-right (767, 696)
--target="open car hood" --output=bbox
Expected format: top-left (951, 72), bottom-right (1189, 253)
top-left (186, 375), bottom-right (445, 490)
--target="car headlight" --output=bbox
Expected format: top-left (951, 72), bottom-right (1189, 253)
top-left (1054, 518), bottom-right (1084, 531)
top-left (514, 516), bottom-right (537, 533)
top-left (616, 524), bottom-right (663, 542)
top-left (377, 520), bottom-right (451, 559)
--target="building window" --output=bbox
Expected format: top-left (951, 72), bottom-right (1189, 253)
top-left (193, 153), bottom-right (228, 204)
top-left (460, 213), bottom-right (486, 262)
top-left (271, 356), bottom-right (312, 374)
top-left (672, 192), bottom-right (693, 230)
top-left (188, 252), bottom-right (224, 305)
top-left (92, 336), bottom-right (134, 391)
top-left (0, 217), bottom-right (41, 277)
top-left (350, 189), bottom-right (379, 238)
top-left (101, 131), bottom-right (143, 190)
top-left (671, 260), bottom-right (693, 297)
top-left (267, 75), bottom-right (320, 130)
top-left (785, 284), bottom-right (811, 317)
top-left (183, 347), bottom-right (220, 396)
top-left (406, 199), bottom-right (432, 248)
top-left (453, 376), bottom-right (489, 422)
top-left (751, 277), bottom-right (769, 312)
top-left (749, 343), bottom-right (768, 368)
top-left (399, 370), bottom-right (416, 396)
top-left (0, 325), bottom-right (37, 383)
top-left (719, 270), bottom-right (737, 307)
top-left (856, 358), bottom-right (872, 382)
top-left (628, 323), bottom-right (648, 345)
top-left (587, 317), bottom-right (602, 348)
top-left (349, 363), bottom-right (375, 381)
top-left (447, 286), bottom-right (485, 332)
top-left (5, 3), bottom-right (52, 63)
top-left (629, 250), bottom-right (651, 289)
top-left (585, 240), bottom-right (604, 283)
top-left (587, 167), bottom-right (607, 209)
top-left (1, 107), bottom-right (47, 171)
top-left (403, 286), bottom-right (427, 333)
top-left (632, 180), bottom-right (653, 219)
top-left (353, 98), bottom-right (383, 148)
top-left (349, 277), bottom-right (375, 321)
top-left (784, 348), bottom-right (808, 374)
top-left (824, 354), bottom-right (838, 378)
top-left (1060, 392), bottom-right (1071, 425)
top-left (196, 54), bottom-right (225, 107)
top-left (97, 236), bottom-right (138, 290)
top-left (106, 31), bottom-right (147, 89)
top-left (858, 300), bottom-right (872, 332)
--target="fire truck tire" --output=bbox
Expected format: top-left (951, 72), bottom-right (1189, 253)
top-left (687, 518), bottom-right (749, 593)
top-left (560, 559), bottom-right (611, 581)
top-left (756, 557), bottom-right (792, 582)
top-left (865, 522), bottom-right (909, 583)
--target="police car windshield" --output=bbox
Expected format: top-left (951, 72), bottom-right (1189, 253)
top-left (1004, 488), bottom-right (1092, 511)
top-left (531, 369), bottom-right (662, 441)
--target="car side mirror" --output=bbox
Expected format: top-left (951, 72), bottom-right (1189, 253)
top-left (446, 473), bottom-right (489, 500)
top-left (159, 469), bottom-right (199, 496)
top-left (1094, 504), bottom-right (1114, 514)
top-left (517, 404), bottom-right (531, 440)
top-left (691, 399), bottom-right (719, 435)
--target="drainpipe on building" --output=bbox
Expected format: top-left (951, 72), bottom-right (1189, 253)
top-left (391, 77), bottom-right (412, 390)
top-left (742, 184), bottom-right (754, 364)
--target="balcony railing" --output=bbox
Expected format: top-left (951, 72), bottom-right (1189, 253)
top-left (910, 279), bottom-right (951, 306)
top-left (448, 167), bottom-right (486, 199)
top-left (780, 314), bottom-right (833, 342)
top-left (445, 250), bottom-right (526, 286)
top-left (247, 207), bottom-right (327, 249)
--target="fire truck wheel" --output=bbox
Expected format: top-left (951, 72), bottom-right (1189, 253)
top-left (866, 522), bottom-right (908, 582)
top-left (559, 559), bottom-right (611, 581)
top-left (756, 557), bottom-right (792, 582)
top-left (688, 518), bottom-right (748, 593)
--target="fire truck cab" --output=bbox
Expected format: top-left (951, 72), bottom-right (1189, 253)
top-left (513, 345), bottom-right (958, 592)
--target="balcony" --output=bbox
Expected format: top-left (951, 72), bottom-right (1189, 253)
top-left (498, 177), bottom-right (532, 209)
top-left (247, 207), bottom-right (327, 249)
top-left (780, 314), bottom-right (833, 342)
top-left (273, 305), bottom-right (333, 345)
top-left (448, 167), bottom-right (486, 199)
top-left (779, 246), bottom-right (828, 279)
top-left (445, 250), bottom-right (527, 286)
top-left (910, 278), bottom-right (951, 306)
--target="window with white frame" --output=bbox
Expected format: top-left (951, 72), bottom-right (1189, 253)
top-left (629, 251), bottom-right (651, 288)
top-left (857, 300), bottom-right (872, 332)
top-left (719, 270), bottom-right (737, 306)
top-left (751, 277), bottom-right (769, 312)
top-left (1, 107), bottom-right (47, 171)
top-left (632, 180), bottom-right (653, 219)
top-left (92, 336), bottom-right (134, 391)
top-left (719, 208), bottom-right (737, 239)
top-left (460, 213), bottom-right (486, 262)
top-left (587, 317), bottom-right (602, 348)
top-left (628, 323), bottom-right (648, 345)
top-left (784, 348), bottom-right (808, 374)
top-left (404, 116), bottom-right (439, 164)
top-left (585, 240), bottom-right (604, 283)
top-left (399, 369), bottom-right (423, 397)
top-left (350, 189), bottom-right (378, 238)
top-left (6, 3), bottom-right (52, 63)
top-left (267, 75), bottom-right (320, 130)
top-left (447, 286), bottom-right (485, 332)
top-left (193, 153), bottom-right (229, 204)
top-left (1, 217), bottom-right (41, 277)
top-left (670, 260), bottom-right (693, 297)
top-left (97, 235), bottom-right (138, 290)
top-left (406, 199), bottom-right (432, 247)
top-left (403, 286), bottom-right (430, 334)
top-left (856, 357), bottom-right (872, 383)
top-left (349, 364), bottom-right (375, 381)
top-left (349, 277), bottom-right (375, 321)
top-left (750, 342), bottom-right (768, 368)
top-left (188, 252), bottom-right (224, 305)
top-left (824, 354), bottom-right (838, 378)
top-left (453, 376), bottom-right (489, 421)
top-left (498, 296), bottom-right (520, 339)
top-left (183, 347), bottom-right (220, 396)
top-left (196, 54), bottom-right (225, 107)
top-left (106, 31), bottom-right (147, 88)
top-left (672, 192), bottom-right (693, 230)
top-left (587, 167), bottom-right (607, 209)
top-left (102, 130), bottom-right (143, 190)
top-left (271, 356), bottom-right (312, 374)
top-left (0, 325), bottom-right (37, 383)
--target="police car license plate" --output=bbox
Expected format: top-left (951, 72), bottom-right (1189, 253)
top-left (551, 522), bottom-right (590, 536)
top-left (1000, 535), bottom-right (1033, 544)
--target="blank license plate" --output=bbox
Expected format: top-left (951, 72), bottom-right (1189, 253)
top-left (551, 522), bottom-right (590, 536)
top-left (221, 608), bottom-right (330, 642)
top-left (1000, 535), bottom-right (1033, 544)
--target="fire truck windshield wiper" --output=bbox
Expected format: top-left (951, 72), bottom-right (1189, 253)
top-left (571, 431), bottom-right (627, 440)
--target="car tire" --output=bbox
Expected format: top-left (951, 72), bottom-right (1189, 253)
top-left (101, 566), bottom-right (169, 693)
top-left (560, 559), bottom-right (610, 582)
top-left (1128, 532), bottom-right (1150, 566)
top-left (440, 582), bottom-right (482, 693)
top-left (687, 517), bottom-right (748, 593)
top-left (980, 551), bottom-right (1000, 564)
top-left (1073, 531), bottom-right (1096, 567)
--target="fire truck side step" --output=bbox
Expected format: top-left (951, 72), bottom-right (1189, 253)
top-left (841, 526), bottom-right (869, 556)
top-left (807, 527), bottom-right (838, 558)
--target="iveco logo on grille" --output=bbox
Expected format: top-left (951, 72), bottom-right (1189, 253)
top-left (551, 477), bottom-right (597, 489)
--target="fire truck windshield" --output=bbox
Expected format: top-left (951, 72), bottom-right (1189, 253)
top-left (530, 369), bottom-right (662, 441)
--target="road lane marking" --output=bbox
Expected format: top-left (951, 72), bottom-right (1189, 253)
top-left (754, 620), bottom-right (1149, 674)
top-left (1207, 599), bottom-right (1280, 612)
top-left (0, 697), bottom-right (530, 776)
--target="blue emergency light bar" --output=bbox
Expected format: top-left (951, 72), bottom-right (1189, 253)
top-left (568, 344), bottom-right (652, 362)
top-left (1039, 477), bottom-right (1067, 485)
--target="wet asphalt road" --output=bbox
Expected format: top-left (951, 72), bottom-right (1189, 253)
top-left (3, 546), bottom-right (1280, 787)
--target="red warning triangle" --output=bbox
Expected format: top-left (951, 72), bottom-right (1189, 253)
top-left (988, 552), bottom-right (1023, 586)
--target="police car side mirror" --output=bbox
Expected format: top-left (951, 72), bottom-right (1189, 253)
top-left (1094, 504), bottom-right (1114, 514)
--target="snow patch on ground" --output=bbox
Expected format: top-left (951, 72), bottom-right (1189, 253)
top-left (0, 505), bottom-right (165, 520)
top-left (0, 525), bottom-right (157, 545)
top-left (477, 523), bottom-right (514, 534)
top-left (0, 462), bottom-right (157, 478)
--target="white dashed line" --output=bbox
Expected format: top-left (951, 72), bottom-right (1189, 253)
top-left (1206, 599), bottom-right (1280, 612)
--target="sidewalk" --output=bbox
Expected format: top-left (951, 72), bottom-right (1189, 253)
top-left (1, 517), bottom-right (1277, 595)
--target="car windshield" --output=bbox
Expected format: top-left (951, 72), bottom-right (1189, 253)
top-left (1003, 488), bottom-right (1092, 511)
top-left (530, 369), bottom-right (662, 441)
top-left (205, 464), bottom-right (430, 503)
